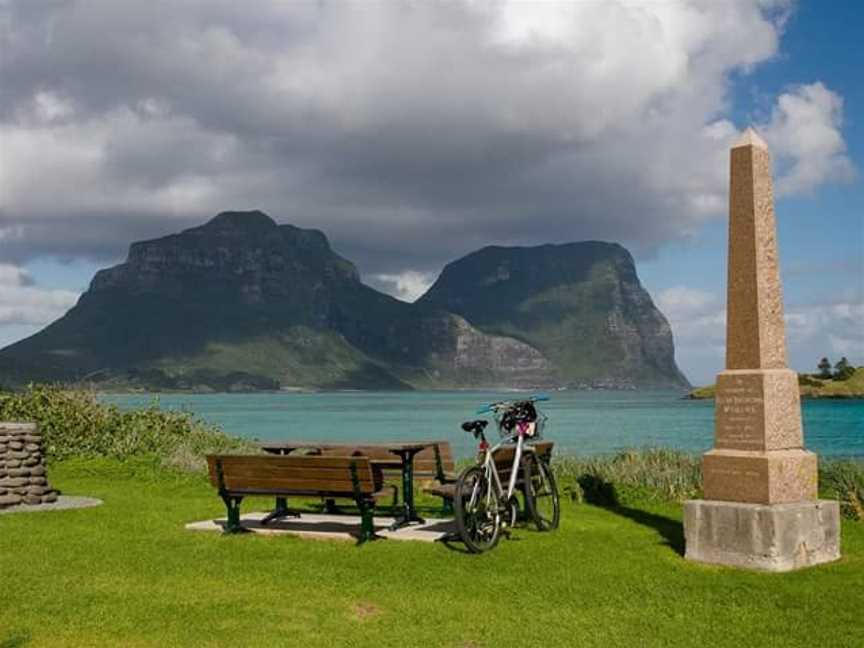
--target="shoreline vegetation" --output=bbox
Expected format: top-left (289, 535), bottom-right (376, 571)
top-left (0, 385), bottom-right (254, 470)
top-left (1, 384), bottom-right (862, 521)
top-left (688, 367), bottom-right (864, 400)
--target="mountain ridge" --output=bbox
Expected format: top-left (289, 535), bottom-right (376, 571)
top-left (0, 211), bottom-right (688, 392)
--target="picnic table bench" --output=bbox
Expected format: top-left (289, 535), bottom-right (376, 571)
top-left (206, 454), bottom-right (389, 543)
top-left (259, 440), bottom-right (455, 478)
top-left (259, 440), bottom-right (456, 529)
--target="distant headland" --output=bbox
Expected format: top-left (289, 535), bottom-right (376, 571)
top-left (689, 366), bottom-right (864, 400)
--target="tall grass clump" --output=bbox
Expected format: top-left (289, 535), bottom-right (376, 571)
top-left (820, 459), bottom-right (864, 521)
top-left (547, 448), bottom-right (863, 521)
top-left (0, 384), bottom-right (253, 470)
top-left (553, 448), bottom-right (702, 505)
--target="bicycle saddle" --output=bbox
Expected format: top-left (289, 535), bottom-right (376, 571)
top-left (461, 419), bottom-right (489, 434)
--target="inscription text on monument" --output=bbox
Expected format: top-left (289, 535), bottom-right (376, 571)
top-left (716, 381), bottom-right (764, 449)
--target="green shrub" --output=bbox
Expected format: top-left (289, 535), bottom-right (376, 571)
top-left (820, 459), bottom-right (864, 521)
top-left (798, 374), bottom-right (822, 387)
top-left (0, 384), bottom-right (254, 470)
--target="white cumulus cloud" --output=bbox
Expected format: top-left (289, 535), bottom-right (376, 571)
top-left (656, 287), bottom-right (727, 378)
top-left (657, 285), bottom-right (864, 383)
top-left (761, 82), bottom-right (856, 195)
top-left (0, 264), bottom-right (80, 326)
top-left (368, 271), bottom-right (437, 303)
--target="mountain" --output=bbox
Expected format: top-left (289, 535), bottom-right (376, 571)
top-left (0, 211), bottom-right (688, 391)
top-left (417, 242), bottom-right (688, 388)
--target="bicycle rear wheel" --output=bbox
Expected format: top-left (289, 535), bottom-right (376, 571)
top-left (454, 465), bottom-right (502, 553)
top-left (523, 452), bottom-right (560, 531)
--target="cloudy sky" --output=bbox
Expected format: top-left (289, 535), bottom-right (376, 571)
top-left (0, 0), bottom-right (861, 384)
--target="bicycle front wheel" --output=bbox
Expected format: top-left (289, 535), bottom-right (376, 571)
top-left (523, 453), bottom-right (560, 531)
top-left (454, 465), bottom-right (502, 553)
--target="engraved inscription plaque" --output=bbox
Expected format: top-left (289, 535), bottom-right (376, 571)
top-left (702, 451), bottom-right (768, 503)
top-left (703, 449), bottom-right (817, 504)
top-left (715, 373), bottom-right (765, 450)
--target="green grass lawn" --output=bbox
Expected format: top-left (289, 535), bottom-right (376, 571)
top-left (1, 460), bottom-right (862, 648)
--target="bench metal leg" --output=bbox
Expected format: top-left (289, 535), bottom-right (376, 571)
top-left (323, 498), bottom-right (343, 515)
top-left (261, 497), bottom-right (301, 525)
top-left (356, 498), bottom-right (384, 545)
top-left (440, 497), bottom-right (454, 516)
top-left (221, 495), bottom-right (248, 534)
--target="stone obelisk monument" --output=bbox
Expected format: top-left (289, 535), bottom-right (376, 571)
top-left (683, 128), bottom-right (840, 571)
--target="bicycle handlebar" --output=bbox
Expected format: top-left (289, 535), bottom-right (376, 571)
top-left (476, 394), bottom-right (549, 415)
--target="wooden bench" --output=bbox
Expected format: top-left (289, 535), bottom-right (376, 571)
top-left (424, 441), bottom-right (555, 503)
top-left (206, 454), bottom-right (389, 543)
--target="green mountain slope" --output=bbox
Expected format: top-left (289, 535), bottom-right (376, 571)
top-left (417, 243), bottom-right (689, 388)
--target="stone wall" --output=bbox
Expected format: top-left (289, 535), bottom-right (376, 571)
top-left (0, 422), bottom-right (58, 508)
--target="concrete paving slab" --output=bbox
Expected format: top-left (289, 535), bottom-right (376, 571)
top-left (185, 511), bottom-right (456, 543)
top-left (0, 496), bottom-right (103, 515)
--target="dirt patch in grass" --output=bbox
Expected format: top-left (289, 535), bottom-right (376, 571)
top-left (350, 601), bottom-right (382, 622)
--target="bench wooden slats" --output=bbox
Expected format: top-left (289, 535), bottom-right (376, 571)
top-left (212, 479), bottom-right (371, 494)
top-left (214, 486), bottom-right (371, 497)
top-left (207, 467), bottom-right (378, 490)
top-left (211, 455), bottom-right (380, 471)
top-left (427, 482), bottom-right (457, 500)
top-left (207, 455), bottom-right (379, 492)
top-left (209, 463), bottom-right (380, 481)
top-left (424, 442), bottom-right (555, 501)
top-left (489, 441), bottom-right (554, 480)
top-left (205, 454), bottom-right (384, 543)
top-left (212, 470), bottom-right (376, 487)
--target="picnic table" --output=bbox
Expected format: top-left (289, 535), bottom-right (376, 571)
top-left (259, 440), bottom-right (438, 530)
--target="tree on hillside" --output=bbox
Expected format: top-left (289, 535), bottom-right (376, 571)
top-left (834, 357), bottom-right (855, 381)
top-left (817, 357), bottom-right (833, 379)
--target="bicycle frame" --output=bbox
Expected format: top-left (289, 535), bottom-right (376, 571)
top-left (469, 423), bottom-right (539, 515)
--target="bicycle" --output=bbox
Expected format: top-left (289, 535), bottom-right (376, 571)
top-left (453, 396), bottom-right (560, 553)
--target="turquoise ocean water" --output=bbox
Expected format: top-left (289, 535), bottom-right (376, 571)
top-left (101, 390), bottom-right (864, 459)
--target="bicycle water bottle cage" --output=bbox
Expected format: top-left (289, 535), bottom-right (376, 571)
top-left (461, 420), bottom-right (489, 438)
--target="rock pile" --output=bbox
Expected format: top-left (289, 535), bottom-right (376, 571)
top-left (0, 422), bottom-right (58, 508)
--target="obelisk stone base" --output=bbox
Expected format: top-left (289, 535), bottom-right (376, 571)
top-left (703, 448), bottom-right (818, 504)
top-left (684, 499), bottom-right (840, 572)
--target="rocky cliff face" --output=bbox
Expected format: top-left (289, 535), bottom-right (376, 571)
top-left (89, 210), bottom-right (358, 320)
top-left (0, 212), bottom-right (687, 390)
top-left (418, 242), bottom-right (688, 388)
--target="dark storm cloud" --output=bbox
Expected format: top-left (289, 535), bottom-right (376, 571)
top-left (0, 1), bottom-right (851, 287)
